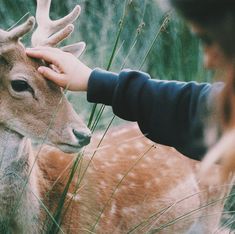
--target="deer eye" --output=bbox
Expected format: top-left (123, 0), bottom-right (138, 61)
top-left (11, 80), bottom-right (32, 93)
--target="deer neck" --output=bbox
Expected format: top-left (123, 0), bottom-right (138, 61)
top-left (0, 124), bottom-right (41, 233)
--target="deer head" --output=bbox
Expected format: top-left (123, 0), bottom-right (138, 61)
top-left (0, 0), bottom-right (90, 153)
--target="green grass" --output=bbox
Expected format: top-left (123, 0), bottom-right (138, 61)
top-left (0, 0), bottom-right (234, 233)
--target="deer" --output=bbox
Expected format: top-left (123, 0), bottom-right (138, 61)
top-left (0, 0), bottom-right (232, 233)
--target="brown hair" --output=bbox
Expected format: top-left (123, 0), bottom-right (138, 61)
top-left (170, 0), bottom-right (235, 57)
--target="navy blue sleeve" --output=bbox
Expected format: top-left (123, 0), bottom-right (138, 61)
top-left (87, 68), bottom-right (223, 160)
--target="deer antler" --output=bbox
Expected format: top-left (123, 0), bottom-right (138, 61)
top-left (32, 0), bottom-right (85, 57)
top-left (0, 17), bottom-right (35, 44)
top-left (32, 0), bottom-right (79, 47)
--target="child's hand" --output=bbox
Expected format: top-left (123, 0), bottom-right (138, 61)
top-left (26, 47), bottom-right (92, 91)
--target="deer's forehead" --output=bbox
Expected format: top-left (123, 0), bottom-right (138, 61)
top-left (9, 60), bottom-right (39, 78)
top-left (0, 43), bottom-right (41, 67)
top-left (1, 45), bottom-right (42, 77)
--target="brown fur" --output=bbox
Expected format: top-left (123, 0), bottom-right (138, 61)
top-left (37, 124), bottom-right (230, 233)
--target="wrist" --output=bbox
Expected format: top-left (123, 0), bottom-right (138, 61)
top-left (81, 66), bottom-right (92, 91)
top-left (80, 67), bottom-right (92, 91)
top-left (71, 64), bottom-right (92, 91)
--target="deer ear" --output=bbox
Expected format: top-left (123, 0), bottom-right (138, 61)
top-left (60, 41), bottom-right (86, 58)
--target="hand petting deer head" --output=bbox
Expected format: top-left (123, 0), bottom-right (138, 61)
top-left (0, 0), bottom-right (90, 153)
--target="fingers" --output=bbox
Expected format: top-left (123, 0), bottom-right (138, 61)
top-left (26, 46), bottom-right (88, 91)
top-left (26, 47), bottom-right (62, 65)
top-left (38, 66), bottom-right (66, 87)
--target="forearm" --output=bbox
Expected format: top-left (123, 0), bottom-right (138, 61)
top-left (87, 68), bottom-right (224, 160)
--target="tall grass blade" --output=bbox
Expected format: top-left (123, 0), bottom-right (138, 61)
top-left (139, 12), bottom-right (171, 70)
top-left (46, 154), bottom-right (83, 233)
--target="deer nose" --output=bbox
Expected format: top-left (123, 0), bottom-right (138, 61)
top-left (73, 129), bottom-right (91, 146)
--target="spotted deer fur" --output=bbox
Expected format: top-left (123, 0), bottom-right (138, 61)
top-left (37, 124), bottom-right (231, 233)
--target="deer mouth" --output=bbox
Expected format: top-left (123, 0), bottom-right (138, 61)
top-left (53, 129), bottom-right (91, 153)
top-left (55, 142), bottom-right (86, 154)
top-left (31, 138), bottom-right (86, 154)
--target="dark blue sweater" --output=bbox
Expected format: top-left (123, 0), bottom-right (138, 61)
top-left (87, 68), bottom-right (223, 160)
